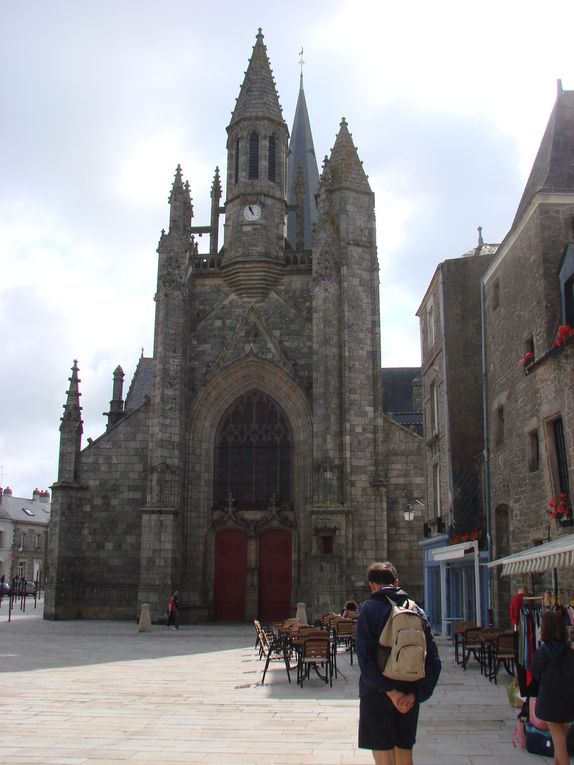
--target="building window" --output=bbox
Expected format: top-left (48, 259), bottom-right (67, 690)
top-left (430, 382), bottom-right (439, 435)
top-left (234, 138), bottom-right (240, 184)
top-left (525, 335), bottom-right (535, 357)
top-left (528, 430), bottom-right (540, 472)
top-left (426, 302), bottom-right (435, 349)
top-left (19, 531), bottom-right (27, 550)
top-left (559, 244), bottom-right (574, 325)
top-left (35, 533), bottom-right (42, 551)
top-left (321, 535), bottom-right (333, 554)
top-left (552, 417), bottom-right (570, 496)
top-left (248, 132), bottom-right (259, 180)
top-left (18, 561), bottom-right (25, 579)
top-left (495, 405), bottom-right (505, 445)
top-left (214, 390), bottom-right (292, 509)
top-left (492, 279), bottom-right (500, 310)
top-left (432, 462), bottom-right (441, 518)
top-left (268, 134), bottom-right (276, 182)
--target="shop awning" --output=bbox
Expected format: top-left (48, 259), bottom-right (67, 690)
top-left (432, 540), bottom-right (479, 562)
top-left (488, 534), bottom-right (574, 576)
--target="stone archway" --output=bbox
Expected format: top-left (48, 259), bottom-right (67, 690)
top-left (185, 356), bottom-right (312, 619)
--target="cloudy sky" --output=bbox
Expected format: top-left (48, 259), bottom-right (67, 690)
top-left (1, 0), bottom-right (572, 498)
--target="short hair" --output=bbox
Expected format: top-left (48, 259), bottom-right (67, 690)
top-left (367, 561), bottom-right (398, 585)
top-left (540, 610), bottom-right (568, 643)
top-left (344, 600), bottom-right (358, 610)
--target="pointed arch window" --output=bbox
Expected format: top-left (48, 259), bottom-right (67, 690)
top-left (248, 132), bottom-right (259, 180)
top-left (214, 390), bottom-right (292, 509)
top-left (234, 138), bottom-right (240, 184)
top-left (268, 134), bottom-right (276, 182)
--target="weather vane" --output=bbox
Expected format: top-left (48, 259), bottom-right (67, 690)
top-left (299, 47), bottom-right (305, 77)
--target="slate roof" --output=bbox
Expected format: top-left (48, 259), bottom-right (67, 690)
top-left (381, 367), bottom-right (423, 436)
top-left (287, 76), bottom-right (319, 250)
top-left (0, 494), bottom-right (51, 526)
top-left (124, 357), bottom-right (154, 411)
top-left (513, 83), bottom-right (574, 228)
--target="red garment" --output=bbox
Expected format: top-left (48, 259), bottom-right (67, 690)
top-left (510, 592), bottom-right (524, 626)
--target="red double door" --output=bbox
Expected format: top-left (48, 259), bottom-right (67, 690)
top-left (213, 529), bottom-right (291, 622)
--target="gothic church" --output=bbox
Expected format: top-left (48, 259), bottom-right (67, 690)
top-left (45, 31), bottom-right (424, 623)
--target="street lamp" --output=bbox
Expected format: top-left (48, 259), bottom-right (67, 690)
top-left (403, 498), bottom-right (424, 522)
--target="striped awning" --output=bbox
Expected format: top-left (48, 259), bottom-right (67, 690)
top-left (488, 534), bottom-right (574, 576)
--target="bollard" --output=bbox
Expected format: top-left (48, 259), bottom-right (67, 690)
top-left (138, 603), bottom-right (152, 632)
top-left (295, 602), bottom-right (308, 625)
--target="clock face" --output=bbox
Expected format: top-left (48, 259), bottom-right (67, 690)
top-left (243, 204), bottom-right (261, 222)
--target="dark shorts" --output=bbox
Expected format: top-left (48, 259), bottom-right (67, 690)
top-left (358, 692), bottom-right (420, 751)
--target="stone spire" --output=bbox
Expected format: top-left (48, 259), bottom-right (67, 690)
top-left (104, 365), bottom-right (125, 431)
top-left (287, 73), bottom-right (319, 249)
top-left (210, 166), bottom-right (222, 257)
top-left (57, 360), bottom-right (83, 483)
top-left (230, 28), bottom-right (284, 126)
top-left (168, 164), bottom-right (193, 235)
top-left (326, 118), bottom-right (372, 193)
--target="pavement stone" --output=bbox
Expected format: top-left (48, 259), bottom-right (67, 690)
top-left (0, 600), bottom-right (556, 764)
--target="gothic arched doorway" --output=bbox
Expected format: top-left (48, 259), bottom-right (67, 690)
top-left (213, 530), bottom-right (247, 621)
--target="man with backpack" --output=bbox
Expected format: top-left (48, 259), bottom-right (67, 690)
top-left (356, 561), bottom-right (441, 765)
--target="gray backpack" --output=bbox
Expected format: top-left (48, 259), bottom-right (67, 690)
top-left (377, 596), bottom-right (427, 682)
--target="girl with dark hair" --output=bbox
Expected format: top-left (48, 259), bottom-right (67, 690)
top-left (531, 610), bottom-right (574, 765)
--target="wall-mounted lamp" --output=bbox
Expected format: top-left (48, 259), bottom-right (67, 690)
top-left (403, 498), bottom-right (424, 522)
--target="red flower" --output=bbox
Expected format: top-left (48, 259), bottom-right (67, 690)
top-left (553, 324), bottom-right (574, 349)
top-left (520, 351), bottom-right (535, 366)
top-left (548, 493), bottom-right (571, 519)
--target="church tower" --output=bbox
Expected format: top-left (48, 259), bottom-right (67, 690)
top-left (46, 31), bottom-right (425, 624)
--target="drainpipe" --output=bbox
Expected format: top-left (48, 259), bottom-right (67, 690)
top-left (480, 280), bottom-right (492, 620)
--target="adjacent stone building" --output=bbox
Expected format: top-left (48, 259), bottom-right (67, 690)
top-left (416, 236), bottom-right (497, 630)
top-left (45, 31), bottom-right (425, 623)
top-left (0, 487), bottom-right (51, 583)
top-left (483, 81), bottom-right (574, 624)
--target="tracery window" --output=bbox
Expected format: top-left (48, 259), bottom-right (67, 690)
top-left (214, 391), bottom-right (292, 509)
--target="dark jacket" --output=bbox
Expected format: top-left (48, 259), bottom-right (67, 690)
top-left (355, 586), bottom-right (441, 702)
top-left (531, 640), bottom-right (574, 723)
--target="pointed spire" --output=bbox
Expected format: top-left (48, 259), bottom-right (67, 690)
top-left (61, 360), bottom-right (83, 428)
top-left (326, 118), bottom-right (371, 193)
top-left (230, 29), bottom-right (284, 125)
top-left (168, 165), bottom-right (193, 234)
top-left (287, 71), bottom-right (319, 249)
top-left (211, 166), bottom-right (222, 201)
top-left (477, 226), bottom-right (484, 247)
top-left (512, 84), bottom-right (574, 228)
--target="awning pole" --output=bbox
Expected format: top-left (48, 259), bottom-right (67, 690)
top-left (474, 542), bottom-right (482, 626)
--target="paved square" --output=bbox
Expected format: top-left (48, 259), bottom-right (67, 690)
top-left (0, 603), bottom-right (552, 764)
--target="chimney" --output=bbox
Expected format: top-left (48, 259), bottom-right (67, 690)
top-left (33, 488), bottom-right (41, 500)
top-left (3, 487), bottom-right (12, 496)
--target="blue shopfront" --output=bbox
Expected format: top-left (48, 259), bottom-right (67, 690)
top-left (420, 536), bottom-right (490, 635)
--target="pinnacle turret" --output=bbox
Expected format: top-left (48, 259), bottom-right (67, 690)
top-left (326, 118), bottom-right (372, 193)
top-left (168, 164), bottom-right (193, 235)
top-left (230, 29), bottom-right (284, 126)
top-left (60, 360), bottom-right (83, 428)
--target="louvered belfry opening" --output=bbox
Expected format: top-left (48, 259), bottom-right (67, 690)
top-left (214, 390), bottom-right (292, 510)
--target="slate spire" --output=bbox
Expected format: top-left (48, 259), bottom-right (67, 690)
top-left (230, 28), bottom-right (284, 126)
top-left (287, 73), bottom-right (319, 249)
top-left (512, 81), bottom-right (574, 228)
top-left (327, 118), bottom-right (372, 193)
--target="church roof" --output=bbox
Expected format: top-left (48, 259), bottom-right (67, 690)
top-left (124, 357), bottom-right (154, 411)
top-left (512, 82), bottom-right (574, 228)
top-left (381, 367), bottom-right (421, 413)
top-left (230, 29), bottom-right (284, 127)
top-left (287, 76), bottom-right (319, 249)
top-left (326, 118), bottom-right (372, 193)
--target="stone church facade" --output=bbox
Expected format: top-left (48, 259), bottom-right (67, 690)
top-left (45, 31), bottom-right (424, 624)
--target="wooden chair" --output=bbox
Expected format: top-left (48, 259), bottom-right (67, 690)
top-left (335, 619), bottom-right (356, 665)
top-left (259, 625), bottom-right (292, 685)
top-left (453, 620), bottom-right (476, 664)
top-left (461, 627), bottom-right (484, 670)
top-left (297, 636), bottom-right (333, 687)
top-left (489, 632), bottom-right (516, 684)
